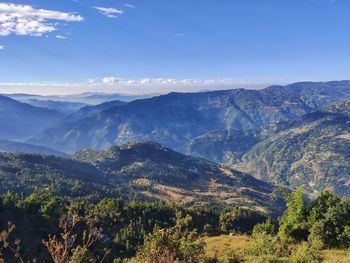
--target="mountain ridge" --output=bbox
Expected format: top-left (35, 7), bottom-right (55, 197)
top-left (29, 81), bottom-right (350, 154)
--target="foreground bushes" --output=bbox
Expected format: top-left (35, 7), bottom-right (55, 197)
top-left (2, 188), bottom-right (350, 262)
top-left (239, 187), bottom-right (350, 262)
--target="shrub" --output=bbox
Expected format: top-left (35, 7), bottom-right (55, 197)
top-left (290, 239), bottom-right (323, 263)
top-left (134, 214), bottom-right (207, 263)
top-left (225, 250), bottom-right (241, 263)
top-left (245, 232), bottom-right (278, 257)
top-left (252, 218), bottom-right (275, 238)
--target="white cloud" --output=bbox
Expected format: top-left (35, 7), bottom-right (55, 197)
top-left (55, 35), bottom-right (67, 39)
top-left (175, 33), bottom-right (184, 37)
top-left (0, 3), bottom-right (83, 37)
top-left (87, 78), bottom-right (97, 83)
top-left (102, 77), bottom-right (123, 83)
top-left (124, 3), bottom-right (135, 9)
top-left (0, 45), bottom-right (4, 49)
top-left (0, 78), bottom-right (261, 95)
top-left (94, 7), bottom-right (123, 18)
top-left (100, 77), bottom-right (247, 87)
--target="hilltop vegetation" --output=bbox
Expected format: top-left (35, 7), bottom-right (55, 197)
top-left (0, 151), bottom-right (113, 200)
top-left (0, 141), bottom-right (281, 213)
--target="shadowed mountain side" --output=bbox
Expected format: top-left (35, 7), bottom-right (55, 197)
top-left (0, 95), bottom-right (64, 140)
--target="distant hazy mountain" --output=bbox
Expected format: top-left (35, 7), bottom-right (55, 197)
top-left (0, 95), bottom-right (64, 140)
top-left (64, 99), bottom-right (126, 122)
top-left (239, 100), bottom-right (350, 196)
top-left (30, 81), bottom-right (350, 153)
top-left (0, 141), bottom-right (281, 213)
top-left (0, 139), bottom-right (68, 157)
top-left (22, 99), bottom-right (87, 114)
top-left (5, 92), bottom-right (157, 105)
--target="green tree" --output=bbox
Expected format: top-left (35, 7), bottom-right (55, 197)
top-left (307, 192), bottom-right (350, 247)
top-left (278, 187), bottom-right (308, 242)
top-left (219, 207), bottom-right (265, 234)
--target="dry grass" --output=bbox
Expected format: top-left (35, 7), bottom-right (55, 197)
top-left (204, 235), bottom-right (250, 261)
top-left (322, 249), bottom-right (350, 263)
top-left (204, 235), bottom-right (350, 263)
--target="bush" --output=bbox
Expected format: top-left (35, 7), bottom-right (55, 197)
top-left (134, 214), bottom-right (207, 263)
top-left (225, 250), bottom-right (241, 263)
top-left (252, 218), bottom-right (275, 238)
top-left (245, 232), bottom-right (278, 257)
top-left (290, 239), bottom-right (323, 263)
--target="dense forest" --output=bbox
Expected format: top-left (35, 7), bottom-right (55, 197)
top-left (1, 187), bottom-right (350, 262)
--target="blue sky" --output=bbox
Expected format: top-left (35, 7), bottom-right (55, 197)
top-left (0, 0), bottom-right (349, 95)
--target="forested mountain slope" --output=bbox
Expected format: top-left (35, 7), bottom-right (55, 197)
top-left (239, 100), bottom-right (350, 196)
top-left (185, 129), bottom-right (262, 165)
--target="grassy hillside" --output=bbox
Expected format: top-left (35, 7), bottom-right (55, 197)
top-left (72, 141), bottom-right (282, 213)
top-left (0, 141), bottom-right (282, 213)
top-left (204, 235), bottom-right (350, 263)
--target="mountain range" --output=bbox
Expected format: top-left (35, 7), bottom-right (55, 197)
top-left (4, 92), bottom-right (157, 105)
top-left (21, 99), bottom-right (87, 114)
top-left (1, 80), bottom-right (350, 202)
top-left (29, 81), bottom-right (350, 154)
top-left (0, 95), bottom-right (64, 140)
